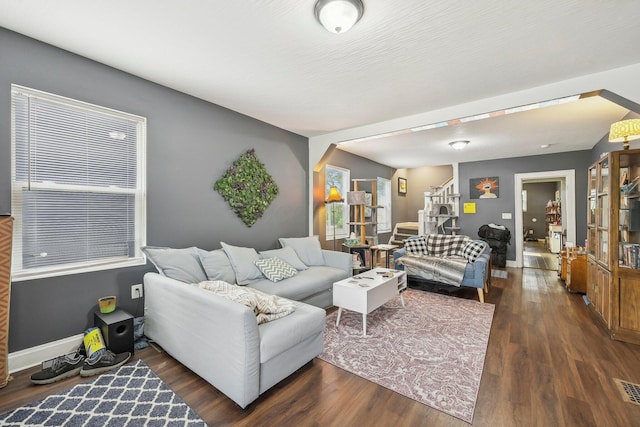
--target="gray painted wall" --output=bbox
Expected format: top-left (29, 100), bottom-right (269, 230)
top-left (458, 151), bottom-right (592, 261)
top-left (1, 28), bottom-right (309, 352)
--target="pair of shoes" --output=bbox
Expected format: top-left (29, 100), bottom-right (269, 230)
top-left (30, 345), bottom-right (86, 385)
top-left (30, 345), bottom-right (131, 384)
top-left (80, 350), bottom-right (131, 377)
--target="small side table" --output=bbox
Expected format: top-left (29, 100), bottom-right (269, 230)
top-left (94, 308), bottom-right (134, 355)
top-left (343, 243), bottom-right (371, 272)
top-left (369, 244), bottom-right (399, 268)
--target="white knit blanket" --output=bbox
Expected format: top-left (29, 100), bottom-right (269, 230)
top-left (198, 281), bottom-right (295, 324)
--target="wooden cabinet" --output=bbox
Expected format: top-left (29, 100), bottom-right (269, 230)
top-left (586, 149), bottom-right (640, 344)
top-left (566, 252), bottom-right (587, 293)
top-left (560, 247), bottom-right (586, 293)
top-left (587, 257), bottom-right (612, 328)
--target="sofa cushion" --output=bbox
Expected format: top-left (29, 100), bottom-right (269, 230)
top-left (427, 234), bottom-right (470, 256)
top-left (198, 280), bottom-right (295, 325)
top-left (255, 257), bottom-right (298, 282)
top-left (196, 248), bottom-right (236, 284)
top-left (278, 236), bottom-right (325, 266)
top-left (404, 236), bottom-right (428, 256)
top-left (258, 300), bottom-right (325, 363)
top-left (221, 242), bottom-right (263, 285)
top-left (460, 240), bottom-right (488, 262)
top-left (259, 247), bottom-right (308, 270)
top-left (250, 266), bottom-right (347, 301)
top-left (142, 246), bottom-right (207, 283)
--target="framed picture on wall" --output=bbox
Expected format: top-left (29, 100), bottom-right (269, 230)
top-left (470, 176), bottom-right (499, 199)
top-left (398, 177), bottom-right (407, 195)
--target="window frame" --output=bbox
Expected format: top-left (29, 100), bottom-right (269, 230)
top-left (377, 177), bottom-right (392, 233)
top-left (10, 85), bottom-right (147, 281)
top-left (325, 165), bottom-right (350, 241)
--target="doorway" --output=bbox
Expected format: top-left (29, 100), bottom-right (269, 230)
top-left (514, 170), bottom-right (576, 269)
top-left (522, 181), bottom-right (562, 270)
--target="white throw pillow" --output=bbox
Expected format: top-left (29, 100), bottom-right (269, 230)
top-left (142, 246), bottom-right (207, 283)
top-left (196, 248), bottom-right (237, 284)
top-left (259, 247), bottom-right (308, 270)
top-left (220, 242), bottom-right (263, 285)
top-left (278, 236), bottom-right (325, 266)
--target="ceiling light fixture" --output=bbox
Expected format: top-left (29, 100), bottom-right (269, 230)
top-left (315, 0), bottom-right (364, 34)
top-left (609, 119), bottom-right (640, 150)
top-left (449, 140), bottom-right (469, 150)
top-left (541, 144), bottom-right (550, 148)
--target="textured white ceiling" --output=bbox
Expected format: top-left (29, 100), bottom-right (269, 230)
top-left (1, 0), bottom-right (640, 167)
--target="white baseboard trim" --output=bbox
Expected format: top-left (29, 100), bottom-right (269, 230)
top-left (506, 260), bottom-right (517, 268)
top-left (8, 334), bottom-right (84, 374)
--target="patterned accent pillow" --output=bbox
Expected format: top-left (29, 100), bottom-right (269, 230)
top-left (254, 257), bottom-right (298, 282)
top-left (460, 240), bottom-right (488, 262)
top-left (404, 236), bottom-right (428, 256)
top-left (198, 280), bottom-right (296, 324)
top-left (427, 234), bottom-right (470, 257)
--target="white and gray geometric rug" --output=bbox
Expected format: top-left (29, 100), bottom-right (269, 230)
top-left (0, 360), bottom-right (206, 426)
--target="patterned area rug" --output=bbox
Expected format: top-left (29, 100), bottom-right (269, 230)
top-left (0, 360), bottom-right (205, 426)
top-left (319, 289), bottom-right (495, 423)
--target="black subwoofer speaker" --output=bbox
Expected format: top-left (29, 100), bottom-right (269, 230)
top-left (94, 308), bottom-right (134, 355)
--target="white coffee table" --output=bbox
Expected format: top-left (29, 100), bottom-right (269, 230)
top-left (333, 267), bottom-right (407, 336)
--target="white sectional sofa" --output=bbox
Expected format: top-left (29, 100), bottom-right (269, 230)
top-left (142, 237), bottom-right (351, 408)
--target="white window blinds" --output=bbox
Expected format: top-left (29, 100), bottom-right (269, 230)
top-left (11, 85), bottom-right (146, 280)
top-left (377, 177), bottom-right (392, 233)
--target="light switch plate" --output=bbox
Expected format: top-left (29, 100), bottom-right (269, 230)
top-left (502, 213), bottom-right (512, 220)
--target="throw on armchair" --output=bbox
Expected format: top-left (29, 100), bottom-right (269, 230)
top-left (393, 234), bottom-right (491, 303)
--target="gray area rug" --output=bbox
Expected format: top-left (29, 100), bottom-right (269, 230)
top-left (0, 360), bottom-right (206, 426)
top-left (319, 289), bottom-right (495, 423)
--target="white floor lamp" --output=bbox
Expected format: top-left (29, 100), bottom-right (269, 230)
top-left (325, 186), bottom-right (344, 251)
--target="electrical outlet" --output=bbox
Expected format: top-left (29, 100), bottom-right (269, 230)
top-left (131, 284), bottom-right (143, 299)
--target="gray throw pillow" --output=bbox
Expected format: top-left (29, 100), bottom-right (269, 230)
top-left (142, 246), bottom-right (207, 283)
top-left (220, 242), bottom-right (263, 285)
top-left (196, 248), bottom-right (237, 284)
top-left (278, 236), bottom-right (325, 266)
top-left (259, 247), bottom-right (308, 270)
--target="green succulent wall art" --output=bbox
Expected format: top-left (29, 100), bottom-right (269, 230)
top-left (214, 149), bottom-right (279, 227)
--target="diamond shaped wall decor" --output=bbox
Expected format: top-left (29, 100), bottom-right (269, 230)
top-left (214, 149), bottom-right (279, 227)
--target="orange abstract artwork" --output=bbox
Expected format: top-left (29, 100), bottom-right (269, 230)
top-left (471, 176), bottom-right (499, 199)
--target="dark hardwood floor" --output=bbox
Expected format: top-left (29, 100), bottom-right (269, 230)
top-left (523, 240), bottom-right (559, 271)
top-left (2, 267), bottom-right (640, 426)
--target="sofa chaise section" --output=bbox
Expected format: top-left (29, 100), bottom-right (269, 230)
top-left (144, 272), bottom-right (326, 408)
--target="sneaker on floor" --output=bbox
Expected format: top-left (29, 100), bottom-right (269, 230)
top-left (30, 351), bottom-right (85, 385)
top-left (80, 350), bottom-right (131, 377)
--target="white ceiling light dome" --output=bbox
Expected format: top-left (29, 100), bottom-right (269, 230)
top-left (449, 140), bottom-right (470, 150)
top-left (315, 0), bottom-right (364, 34)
